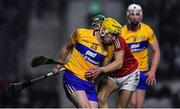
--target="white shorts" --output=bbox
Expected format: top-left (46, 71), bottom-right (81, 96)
top-left (109, 69), bottom-right (140, 91)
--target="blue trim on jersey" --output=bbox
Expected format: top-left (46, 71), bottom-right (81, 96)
top-left (128, 41), bottom-right (148, 52)
top-left (136, 71), bottom-right (148, 90)
top-left (63, 70), bottom-right (98, 102)
top-left (75, 43), bottom-right (105, 65)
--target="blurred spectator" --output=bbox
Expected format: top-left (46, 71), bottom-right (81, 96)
top-left (157, 0), bottom-right (180, 78)
top-left (0, 0), bottom-right (31, 107)
top-left (0, 0), bottom-right (31, 76)
top-left (86, 0), bottom-right (104, 27)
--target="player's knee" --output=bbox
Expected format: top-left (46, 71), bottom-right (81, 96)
top-left (78, 102), bottom-right (91, 108)
top-left (128, 100), bottom-right (137, 108)
top-left (136, 102), bottom-right (144, 108)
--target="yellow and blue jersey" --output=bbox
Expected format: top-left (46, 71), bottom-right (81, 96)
top-left (64, 28), bottom-right (114, 81)
top-left (121, 23), bottom-right (157, 71)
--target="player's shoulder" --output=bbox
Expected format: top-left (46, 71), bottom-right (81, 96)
top-left (119, 36), bottom-right (126, 42)
top-left (121, 25), bottom-right (129, 35)
top-left (74, 28), bottom-right (94, 39)
top-left (122, 24), bottom-right (128, 30)
top-left (76, 28), bottom-right (93, 33)
top-left (115, 36), bottom-right (126, 44)
top-left (141, 23), bottom-right (153, 30)
top-left (113, 36), bottom-right (127, 50)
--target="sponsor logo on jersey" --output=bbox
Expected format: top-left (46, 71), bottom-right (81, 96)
top-left (85, 50), bottom-right (97, 58)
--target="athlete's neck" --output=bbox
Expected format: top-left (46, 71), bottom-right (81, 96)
top-left (127, 23), bottom-right (141, 31)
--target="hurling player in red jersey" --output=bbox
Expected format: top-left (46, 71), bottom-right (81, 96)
top-left (86, 17), bottom-right (140, 108)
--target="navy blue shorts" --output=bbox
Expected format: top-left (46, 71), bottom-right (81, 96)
top-left (136, 71), bottom-right (148, 90)
top-left (63, 70), bottom-right (98, 102)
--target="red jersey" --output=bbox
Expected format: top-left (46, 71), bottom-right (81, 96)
top-left (110, 36), bottom-right (138, 77)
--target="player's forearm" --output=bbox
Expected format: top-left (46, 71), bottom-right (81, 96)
top-left (100, 60), bottom-right (123, 73)
top-left (150, 49), bottom-right (161, 73)
top-left (100, 50), bottom-right (124, 73)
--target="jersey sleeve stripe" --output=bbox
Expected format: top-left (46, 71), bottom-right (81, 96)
top-left (114, 39), bottom-right (120, 49)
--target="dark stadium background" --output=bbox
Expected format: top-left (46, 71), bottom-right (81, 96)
top-left (0, 0), bottom-right (180, 108)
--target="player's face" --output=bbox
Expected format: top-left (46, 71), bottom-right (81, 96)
top-left (100, 28), bottom-right (114, 45)
top-left (129, 11), bottom-right (141, 21)
top-left (92, 22), bottom-right (101, 30)
top-left (104, 33), bottom-right (114, 44)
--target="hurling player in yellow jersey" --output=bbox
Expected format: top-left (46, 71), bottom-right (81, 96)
top-left (121, 4), bottom-right (161, 108)
top-left (52, 16), bottom-right (114, 108)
